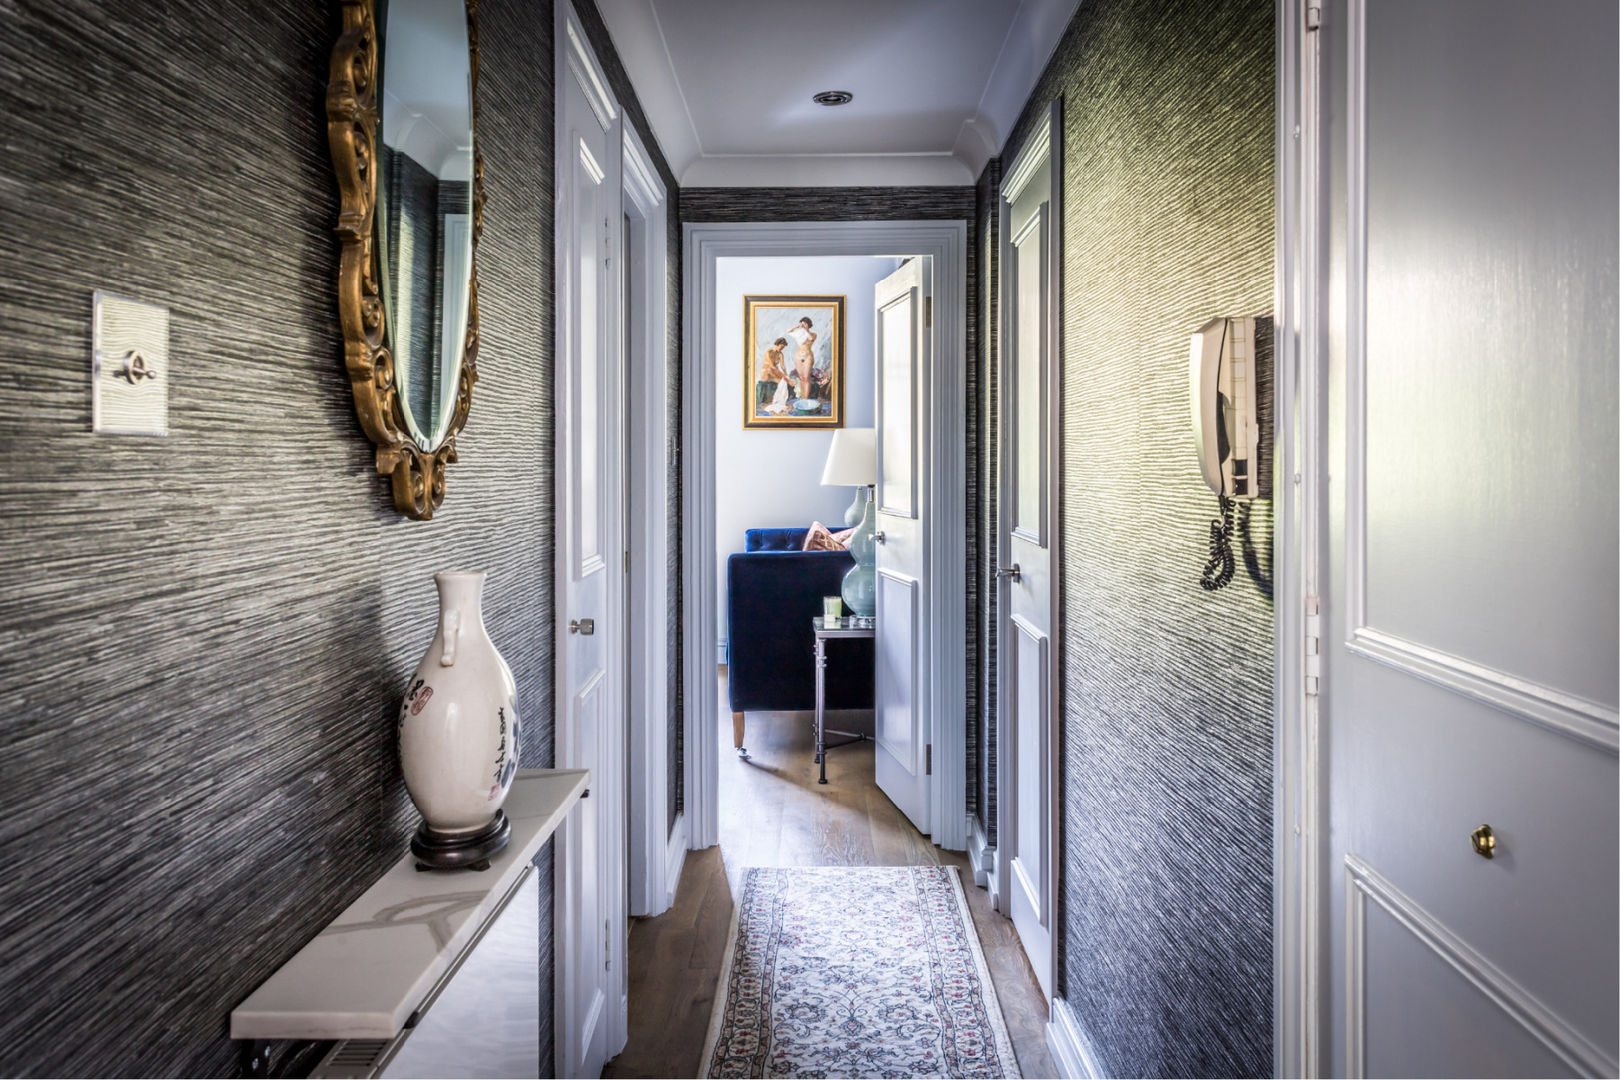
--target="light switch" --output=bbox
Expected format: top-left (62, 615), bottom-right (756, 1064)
top-left (92, 291), bottom-right (169, 435)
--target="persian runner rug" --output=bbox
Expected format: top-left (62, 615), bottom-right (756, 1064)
top-left (699, 865), bottom-right (1021, 1079)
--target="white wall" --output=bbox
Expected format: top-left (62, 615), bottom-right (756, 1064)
top-left (714, 255), bottom-right (901, 644)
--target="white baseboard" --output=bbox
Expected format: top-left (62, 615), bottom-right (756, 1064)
top-left (1047, 997), bottom-right (1109, 1079)
top-left (966, 814), bottom-right (998, 907)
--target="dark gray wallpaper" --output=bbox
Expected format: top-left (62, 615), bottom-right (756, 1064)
top-left (972, 159), bottom-right (1001, 838)
top-left (988, 0), bottom-right (1277, 1075)
top-left (0, 0), bottom-right (622, 1073)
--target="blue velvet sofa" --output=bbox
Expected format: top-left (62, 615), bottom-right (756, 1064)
top-left (726, 527), bottom-right (874, 753)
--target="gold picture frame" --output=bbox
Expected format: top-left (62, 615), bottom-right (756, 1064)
top-left (742, 295), bottom-right (845, 429)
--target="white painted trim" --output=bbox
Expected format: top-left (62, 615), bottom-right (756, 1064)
top-left (1275, 0), bottom-right (1322, 1074)
top-left (966, 813), bottom-right (999, 908)
top-left (994, 99), bottom-right (1062, 1003)
top-left (679, 153), bottom-right (975, 188)
top-left (664, 811), bottom-right (688, 911)
top-left (1347, 627), bottom-right (1619, 753)
top-left (622, 119), bottom-right (674, 920)
top-left (683, 220), bottom-right (970, 853)
top-left (563, 15), bottom-right (618, 132)
top-left (1344, 855), bottom-right (1617, 1079)
top-left (1047, 997), bottom-right (1109, 1079)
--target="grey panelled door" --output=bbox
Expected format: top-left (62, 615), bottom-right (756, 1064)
top-left (1320, 2), bottom-right (1618, 1076)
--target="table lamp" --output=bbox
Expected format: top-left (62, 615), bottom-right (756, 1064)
top-left (821, 428), bottom-right (877, 616)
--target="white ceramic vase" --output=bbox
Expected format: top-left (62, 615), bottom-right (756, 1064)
top-left (398, 571), bottom-right (520, 853)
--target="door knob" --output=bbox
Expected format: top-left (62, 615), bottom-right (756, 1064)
top-left (996, 564), bottom-right (1021, 582)
top-left (872, 531), bottom-right (886, 543)
top-left (569, 618), bottom-right (595, 636)
top-left (1470, 823), bottom-right (1496, 859)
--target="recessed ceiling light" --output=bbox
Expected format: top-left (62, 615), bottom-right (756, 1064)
top-left (813, 90), bottom-right (853, 107)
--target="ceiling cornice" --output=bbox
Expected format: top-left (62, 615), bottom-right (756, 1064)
top-left (595, 0), bottom-right (702, 177)
top-left (597, 0), bottom-right (1080, 189)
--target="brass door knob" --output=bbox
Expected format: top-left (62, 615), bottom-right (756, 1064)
top-left (1470, 823), bottom-right (1497, 859)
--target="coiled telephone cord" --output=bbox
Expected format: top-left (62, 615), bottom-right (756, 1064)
top-left (1199, 493), bottom-right (1236, 591)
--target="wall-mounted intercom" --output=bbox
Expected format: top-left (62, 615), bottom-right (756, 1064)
top-left (1189, 316), bottom-right (1266, 590)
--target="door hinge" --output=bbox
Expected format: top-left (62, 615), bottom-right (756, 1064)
top-left (925, 296), bottom-right (933, 328)
top-left (1304, 594), bottom-right (1322, 696)
top-left (604, 918), bottom-right (612, 971)
top-left (925, 743), bottom-right (932, 776)
top-left (624, 550), bottom-right (629, 573)
top-left (1305, 2), bottom-right (1321, 30)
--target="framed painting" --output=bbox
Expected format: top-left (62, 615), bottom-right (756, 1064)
top-left (742, 294), bottom-right (845, 428)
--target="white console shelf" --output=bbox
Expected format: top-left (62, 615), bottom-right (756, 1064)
top-left (231, 768), bottom-right (589, 1041)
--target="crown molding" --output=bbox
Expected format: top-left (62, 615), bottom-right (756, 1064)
top-left (595, 0), bottom-right (701, 177)
top-left (680, 153), bottom-right (975, 188)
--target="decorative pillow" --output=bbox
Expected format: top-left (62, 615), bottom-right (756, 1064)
top-left (801, 521), bottom-right (849, 551)
top-left (831, 527), bottom-right (855, 546)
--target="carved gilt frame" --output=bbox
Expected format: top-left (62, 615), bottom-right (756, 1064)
top-left (326, 0), bottom-right (484, 520)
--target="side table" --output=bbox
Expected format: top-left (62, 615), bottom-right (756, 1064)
top-left (812, 614), bottom-right (875, 784)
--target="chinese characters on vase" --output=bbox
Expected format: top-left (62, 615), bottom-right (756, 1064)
top-left (743, 294), bottom-right (845, 429)
top-left (398, 570), bottom-right (521, 870)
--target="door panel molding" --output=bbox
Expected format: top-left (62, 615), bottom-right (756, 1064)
top-left (1345, 854), bottom-right (1616, 1079)
top-left (1338, 0), bottom-right (1618, 756)
top-left (1348, 628), bottom-right (1618, 754)
top-left (1008, 206), bottom-right (1049, 547)
top-left (1007, 613), bottom-right (1049, 927)
top-left (876, 287), bottom-right (919, 520)
top-left (875, 568), bottom-right (921, 766)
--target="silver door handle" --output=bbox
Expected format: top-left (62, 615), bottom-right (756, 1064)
top-left (569, 618), bottom-right (596, 635)
top-left (872, 531), bottom-right (886, 543)
top-left (996, 564), bottom-right (1021, 582)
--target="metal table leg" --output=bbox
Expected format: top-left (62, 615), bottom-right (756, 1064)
top-left (815, 634), bottom-right (827, 784)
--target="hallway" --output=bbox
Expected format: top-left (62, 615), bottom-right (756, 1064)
top-left (603, 671), bottom-right (1053, 1078)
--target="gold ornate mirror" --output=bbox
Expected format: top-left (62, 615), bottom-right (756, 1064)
top-left (327, 0), bottom-right (483, 519)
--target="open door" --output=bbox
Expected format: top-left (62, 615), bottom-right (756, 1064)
top-left (873, 258), bottom-right (931, 834)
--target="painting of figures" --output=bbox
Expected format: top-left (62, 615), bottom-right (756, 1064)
top-left (742, 295), bottom-right (845, 428)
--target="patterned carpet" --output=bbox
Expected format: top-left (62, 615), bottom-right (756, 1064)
top-left (700, 866), bottom-right (1021, 1079)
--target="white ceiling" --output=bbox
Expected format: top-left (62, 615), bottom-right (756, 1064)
top-left (596, 0), bottom-right (1078, 187)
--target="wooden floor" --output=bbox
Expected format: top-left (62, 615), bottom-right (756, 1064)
top-left (603, 671), bottom-right (1053, 1079)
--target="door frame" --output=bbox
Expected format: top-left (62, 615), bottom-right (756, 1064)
top-left (1275, 0), bottom-right (1324, 1075)
top-left (620, 120), bottom-right (682, 919)
top-left (683, 220), bottom-right (970, 852)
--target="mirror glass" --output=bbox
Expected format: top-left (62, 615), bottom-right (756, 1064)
top-left (375, 0), bottom-right (474, 452)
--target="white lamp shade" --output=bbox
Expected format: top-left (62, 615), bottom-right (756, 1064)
top-left (821, 427), bottom-right (876, 487)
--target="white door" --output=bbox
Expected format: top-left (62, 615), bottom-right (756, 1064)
top-left (995, 103), bottom-right (1060, 1002)
top-left (873, 259), bottom-right (931, 834)
top-left (1320, 2), bottom-right (1618, 1076)
top-left (555, 5), bottom-right (627, 1076)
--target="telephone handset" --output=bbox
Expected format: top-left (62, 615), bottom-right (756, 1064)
top-left (1189, 316), bottom-right (1262, 590)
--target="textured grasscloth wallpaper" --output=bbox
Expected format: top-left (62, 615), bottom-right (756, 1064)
top-left (989, 0), bottom-right (1277, 1075)
top-left (0, 0), bottom-right (668, 1074)
top-left (681, 187), bottom-right (983, 814)
top-left (973, 161), bottom-right (1001, 839)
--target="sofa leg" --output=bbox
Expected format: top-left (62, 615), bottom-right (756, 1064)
top-left (732, 712), bottom-right (746, 756)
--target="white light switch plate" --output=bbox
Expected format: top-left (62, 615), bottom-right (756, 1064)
top-left (92, 291), bottom-right (169, 435)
